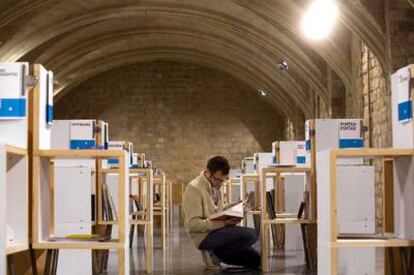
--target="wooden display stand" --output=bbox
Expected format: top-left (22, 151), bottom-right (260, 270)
top-left (261, 133), bottom-right (317, 272)
top-left (319, 148), bottom-right (414, 275)
top-left (96, 167), bottom-right (154, 273)
top-left (0, 145), bottom-right (28, 275)
top-left (153, 173), bottom-right (167, 248)
top-left (171, 183), bottom-right (184, 226)
top-left (224, 177), bottom-right (241, 204)
top-left (241, 173), bottom-right (260, 227)
top-left (260, 166), bottom-right (315, 272)
top-left (167, 179), bottom-right (173, 233)
top-left (129, 168), bottom-right (154, 273)
top-left (28, 64), bottom-right (130, 274)
top-left (0, 62), bottom-right (30, 274)
top-left (32, 150), bottom-right (130, 275)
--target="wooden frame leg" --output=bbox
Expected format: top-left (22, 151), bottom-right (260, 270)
top-left (386, 248), bottom-right (395, 275)
top-left (401, 248), bottom-right (408, 275)
top-left (29, 244), bottom-right (38, 275)
top-left (52, 250), bottom-right (59, 274)
top-left (7, 255), bottom-right (16, 275)
top-left (408, 247), bottom-right (414, 275)
top-left (301, 224), bottom-right (312, 271)
top-left (261, 223), bottom-right (270, 272)
top-left (146, 223), bottom-right (153, 273)
top-left (44, 250), bottom-right (52, 275)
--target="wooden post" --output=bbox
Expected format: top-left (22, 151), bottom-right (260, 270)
top-left (260, 168), bottom-right (269, 272)
top-left (146, 169), bottom-right (154, 273)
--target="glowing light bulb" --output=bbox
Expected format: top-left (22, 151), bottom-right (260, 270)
top-left (258, 89), bottom-right (266, 96)
top-left (302, 0), bottom-right (338, 40)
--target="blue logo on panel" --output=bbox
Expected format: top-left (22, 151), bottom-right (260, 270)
top-left (70, 140), bottom-right (96, 149)
top-left (46, 105), bottom-right (54, 124)
top-left (305, 139), bottom-right (311, 151)
top-left (297, 156), bottom-right (306, 164)
top-left (339, 139), bottom-right (364, 148)
top-left (398, 100), bottom-right (412, 122)
top-left (108, 159), bottom-right (119, 165)
top-left (0, 98), bottom-right (26, 118)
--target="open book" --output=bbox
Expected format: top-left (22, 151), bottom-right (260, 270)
top-left (209, 201), bottom-right (244, 221)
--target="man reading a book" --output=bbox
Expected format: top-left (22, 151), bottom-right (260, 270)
top-left (182, 156), bottom-right (261, 270)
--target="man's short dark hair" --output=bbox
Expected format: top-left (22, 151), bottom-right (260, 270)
top-left (207, 156), bottom-right (230, 175)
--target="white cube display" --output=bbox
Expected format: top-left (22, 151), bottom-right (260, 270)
top-left (105, 141), bottom-right (133, 168)
top-left (54, 166), bottom-right (93, 275)
top-left (241, 157), bottom-right (255, 174)
top-left (305, 119), bottom-right (364, 165)
top-left (317, 150), bottom-right (377, 274)
top-left (272, 141), bottom-right (310, 166)
top-left (253, 152), bottom-right (272, 174)
top-left (0, 62), bottom-right (29, 148)
top-left (391, 64), bottom-right (414, 148)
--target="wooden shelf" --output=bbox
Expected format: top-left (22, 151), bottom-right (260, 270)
top-left (32, 239), bottom-right (123, 250)
top-left (331, 148), bottom-right (414, 159)
top-left (130, 220), bottom-right (151, 225)
top-left (263, 166), bottom-right (312, 174)
top-left (265, 218), bottom-right (315, 224)
top-left (99, 168), bottom-right (120, 173)
top-left (4, 145), bottom-right (27, 156)
top-left (275, 213), bottom-right (298, 218)
top-left (34, 149), bottom-right (125, 158)
top-left (246, 210), bottom-right (261, 214)
top-left (129, 168), bottom-right (152, 174)
top-left (6, 243), bottom-right (29, 255)
top-left (242, 174), bottom-right (259, 180)
top-left (334, 238), bottom-right (414, 248)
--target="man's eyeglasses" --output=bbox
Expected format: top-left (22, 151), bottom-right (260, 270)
top-left (211, 174), bottom-right (229, 183)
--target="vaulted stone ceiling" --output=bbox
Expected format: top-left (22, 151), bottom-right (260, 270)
top-left (0, 0), bottom-right (386, 120)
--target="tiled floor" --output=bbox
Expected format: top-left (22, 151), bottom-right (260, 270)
top-left (106, 225), bottom-right (312, 274)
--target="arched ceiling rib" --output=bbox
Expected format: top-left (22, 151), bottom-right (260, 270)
top-left (55, 49), bottom-right (297, 117)
top-left (36, 26), bottom-right (312, 117)
top-left (0, 2), bottom-right (326, 107)
top-left (0, 0), bottom-right (388, 120)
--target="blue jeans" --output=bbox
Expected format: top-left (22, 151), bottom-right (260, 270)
top-left (199, 226), bottom-right (261, 269)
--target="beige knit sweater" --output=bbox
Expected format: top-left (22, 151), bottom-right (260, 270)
top-left (182, 172), bottom-right (226, 248)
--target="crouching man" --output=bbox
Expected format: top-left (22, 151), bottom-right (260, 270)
top-left (182, 156), bottom-right (261, 270)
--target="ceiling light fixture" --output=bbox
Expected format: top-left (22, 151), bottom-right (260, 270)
top-left (301, 0), bottom-right (338, 40)
top-left (278, 59), bottom-right (289, 71)
top-left (258, 89), bottom-right (266, 96)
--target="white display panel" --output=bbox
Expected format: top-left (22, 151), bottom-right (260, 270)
top-left (51, 120), bottom-right (71, 149)
top-left (52, 119), bottom-right (96, 150)
top-left (0, 148), bottom-right (5, 275)
top-left (253, 152), bottom-right (272, 174)
top-left (54, 166), bottom-right (92, 275)
top-left (54, 166), bottom-right (92, 225)
top-left (242, 157), bottom-right (255, 174)
top-left (317, 150), bottom-right (377, 274)
top-left (0, 63), bottom-right (29, 148)
top-left (393, 157), bottom-right (414, 239)
top-left (0, 144), bottom-right (28, 275)
top-left (391, 65), bottom-right (414, 148)
top-left (273, 141), bottom-right (310, 167)
top-left (37, 65), bottom-right (53, 150)
top-left (284, 174), bottom-right (306, 250)
top-left (307, 119), bottom-right (364, 165)
top-left (105, 141), bottom-right (132, 168)
top-left (337, 166), bottom-right (375, 234)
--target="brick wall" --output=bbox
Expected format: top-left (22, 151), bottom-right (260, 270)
top-left (55, 61), bottom-right (285, 184)
top-left (350, 36), bottom-right (391, 229)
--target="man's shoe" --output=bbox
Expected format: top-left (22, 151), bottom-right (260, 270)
top-left (201, 250), bottom-right (221, 270)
